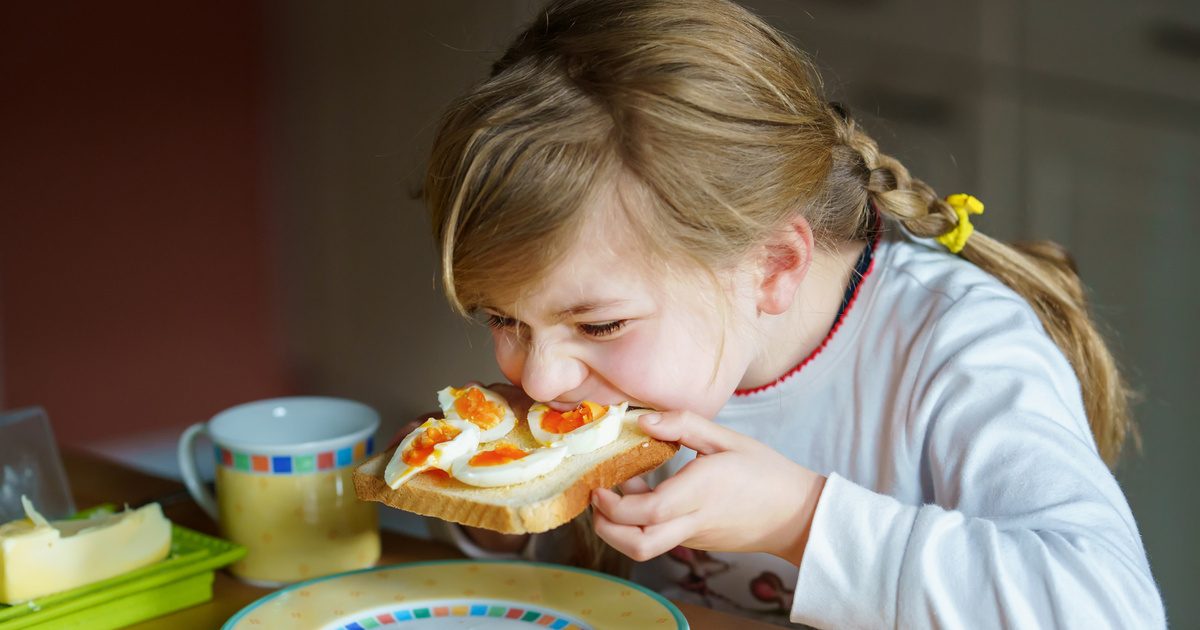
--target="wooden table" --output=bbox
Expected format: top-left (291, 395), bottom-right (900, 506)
top-left (63, 450), bottom-right (780, 629)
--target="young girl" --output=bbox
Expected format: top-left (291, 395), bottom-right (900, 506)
top-left (413, 0), bottom-right (1165, 626)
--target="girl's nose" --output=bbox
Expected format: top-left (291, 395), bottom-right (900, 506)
top-left (520, 340), bottom-right (587, 403)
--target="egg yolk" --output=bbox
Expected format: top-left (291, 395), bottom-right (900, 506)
top-left (453, 387), bottom-right (503, 429)
top-left (402, 422), bottom-right (461, 467)
top-left (467, 443), bottom-right (529, 467)
top-left (541, 401), bottom-right (608, 435)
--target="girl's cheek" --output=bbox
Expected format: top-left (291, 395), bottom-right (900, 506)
top-left (596, 329), bottom-right (675, 402)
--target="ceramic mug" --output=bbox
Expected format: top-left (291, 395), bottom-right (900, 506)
top-left (178, 397), bottom-right (381, 585)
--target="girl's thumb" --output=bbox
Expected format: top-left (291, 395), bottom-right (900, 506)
top-left (638, 410), bottom-right (738, 455)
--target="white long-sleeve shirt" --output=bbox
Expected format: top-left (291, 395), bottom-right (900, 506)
top-left (445, 223), bottom-right (1165, 628)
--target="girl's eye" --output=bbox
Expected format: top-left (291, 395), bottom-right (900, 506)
top-left (485, 313), bottom-right (518, 330)
top-left (578, 320), bottom-right (627, 338)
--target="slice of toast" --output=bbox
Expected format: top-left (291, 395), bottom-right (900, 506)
top-left (353, 413), bottom-right (679, 534)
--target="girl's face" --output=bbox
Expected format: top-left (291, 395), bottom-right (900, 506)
top-left (481, 209), bottom-right (760, 418)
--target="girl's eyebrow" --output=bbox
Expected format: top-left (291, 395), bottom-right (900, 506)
top-left (481, 300), bottom-right (631, 321)
top-left (554, 299), bottom-right (630, 320)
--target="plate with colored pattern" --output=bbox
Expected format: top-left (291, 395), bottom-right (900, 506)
top-left (223, 560), bottom-right (688, 629)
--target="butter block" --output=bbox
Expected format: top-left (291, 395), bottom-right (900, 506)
top-left (0, 497), bottom-right (172, 604)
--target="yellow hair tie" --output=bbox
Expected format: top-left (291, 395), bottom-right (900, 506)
top-left (937, 193), bottom-right (984, 254)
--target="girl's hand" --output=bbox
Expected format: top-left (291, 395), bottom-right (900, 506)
top-left (590, 410), bottom-right (826, 567)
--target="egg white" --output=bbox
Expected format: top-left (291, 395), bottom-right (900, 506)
top-left (384, 418), bottom-right (479, 489)
top-left (437, 385), bottom-right (517, 442)
top-left (450, 443), bottom-right (568, 488)
top-left (527, 401), bottom-right (628, 455)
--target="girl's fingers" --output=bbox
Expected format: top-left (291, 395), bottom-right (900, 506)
top-left (638, 410), bottom-right (747, 455)
top-left (618, 476), bottom-right (652, 496)
top-left (593, 509), bottom-right (696, 562)
top-left (592, 478), bottom-right (696, 526)
top-left (485, 381), bottom-right (521, 397)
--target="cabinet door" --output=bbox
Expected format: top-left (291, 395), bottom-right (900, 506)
top-left (1025, 0), bottom-right (1200, 105)
top-left (1025, 104), bottom-right (1200, 625)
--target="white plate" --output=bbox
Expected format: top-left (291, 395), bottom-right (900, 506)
top-left (223, 560), bottom-right (688, 629)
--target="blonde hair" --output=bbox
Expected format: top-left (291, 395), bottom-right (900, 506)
top-left (425, 0), bottom-right (1134, 471)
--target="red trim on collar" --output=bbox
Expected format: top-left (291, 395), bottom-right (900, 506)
top-left (733, 231), bottom-right (880, 397)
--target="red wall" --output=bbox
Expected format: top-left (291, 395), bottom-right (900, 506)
top-left (0, 1), bottom-right (291, 444)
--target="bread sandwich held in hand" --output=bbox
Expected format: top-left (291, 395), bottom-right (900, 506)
top-left (352, 385), bottom-right (679, 534)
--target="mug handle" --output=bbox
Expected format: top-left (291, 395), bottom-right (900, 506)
top-left (178, 422), bottom-right (219, 520)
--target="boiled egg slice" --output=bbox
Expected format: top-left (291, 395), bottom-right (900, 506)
top-left (437, 385), bottom-right (517, 442)
top-left (384, 418), bottom-right (479, 489)
top-left (450, 442), bottom-right (568, 488)
top-left (527, 401), bottom-right (628, 455)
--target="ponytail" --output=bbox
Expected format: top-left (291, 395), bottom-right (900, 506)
top-left (836, 113), bottom-right (1136, 466)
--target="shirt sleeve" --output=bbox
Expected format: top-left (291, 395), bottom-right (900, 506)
top-left (790, 289), bottom-right (1165, 628)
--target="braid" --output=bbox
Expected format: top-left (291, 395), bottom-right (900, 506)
top-left (834, 112), bottom-right (957, 239)
top-left (829, 105), bottom-right (1136, 466)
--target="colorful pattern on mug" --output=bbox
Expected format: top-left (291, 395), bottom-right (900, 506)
top-left (215, 437), bottom-right (374, 475)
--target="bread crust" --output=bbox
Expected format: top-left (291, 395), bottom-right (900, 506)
top-left (353, 436), bottom-right (679, 534)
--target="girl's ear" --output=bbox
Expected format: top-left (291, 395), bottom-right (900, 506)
top-left (756, 215), bottom-right (814, 315)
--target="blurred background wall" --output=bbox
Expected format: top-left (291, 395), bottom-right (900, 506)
top-left (0, 0), bottom-right (290, 443)
top-left (1, 0), bottom-right (1197, 624)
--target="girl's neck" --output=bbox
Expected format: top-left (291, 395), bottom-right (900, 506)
top-left (738, 239), bottom-right (868, 391)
